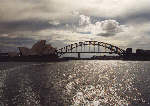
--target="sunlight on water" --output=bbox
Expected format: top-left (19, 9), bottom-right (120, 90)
top-left (63, 61), bottom-right (149, 105)
top-left (0, 61), bottom-right (150, 105)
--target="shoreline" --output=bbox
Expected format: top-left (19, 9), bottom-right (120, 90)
top-left (1, 56), bottom-right (150, 62)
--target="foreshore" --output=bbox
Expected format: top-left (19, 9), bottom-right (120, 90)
top-left (1, 56), bottom-right (150, 62)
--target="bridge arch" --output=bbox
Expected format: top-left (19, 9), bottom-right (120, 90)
top-left (56, 41), bottom-right (126, 57)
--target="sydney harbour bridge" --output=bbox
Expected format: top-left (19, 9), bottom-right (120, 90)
top-left (56, 41), bottom-right (126, 58)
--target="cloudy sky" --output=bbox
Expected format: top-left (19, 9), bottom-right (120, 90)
top-left (0, 0), bottom-right (150, 52)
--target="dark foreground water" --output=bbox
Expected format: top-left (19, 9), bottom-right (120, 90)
top-left (0, 60), bottom-right (150, 106)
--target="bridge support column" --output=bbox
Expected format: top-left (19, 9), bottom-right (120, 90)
top-left (78, 53), bottom-right (81, 59)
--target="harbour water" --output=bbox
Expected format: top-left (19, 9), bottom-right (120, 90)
top-left (0, 60), bottom-right (150, 106)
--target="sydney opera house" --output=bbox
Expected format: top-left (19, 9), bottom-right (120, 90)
top-left (18, 40), bottom-right (57, 56)
top-left (0, 40), bottom-right (58, 61)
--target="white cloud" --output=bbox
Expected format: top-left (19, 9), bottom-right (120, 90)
top-left (48, 20), bottom-right (60, 26)
top-left (76, 15), bottom-right (127, 36)
top-left (79, 15), bottom-right (91, 26)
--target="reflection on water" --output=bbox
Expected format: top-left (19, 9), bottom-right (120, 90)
top-left (0, 60), bottom-right (150, 106)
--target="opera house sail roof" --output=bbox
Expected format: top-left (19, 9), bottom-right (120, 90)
top-left (18, 40), bottom-right (57, 56)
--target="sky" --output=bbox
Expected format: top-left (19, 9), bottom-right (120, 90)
top-left (0, 0), bottom-right (150, 52)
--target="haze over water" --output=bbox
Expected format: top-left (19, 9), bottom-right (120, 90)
top-left (0, 60), bottom-right (150, 106)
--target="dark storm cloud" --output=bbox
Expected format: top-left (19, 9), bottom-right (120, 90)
top-left (0, 19), bottom-right (65, 34)
top-left (78, 32), bottom-right (91, 34)
top-left (96, 32), bottom-right (115, 37)
top-left (111, 8), bottom-right (150, 25)
top-left (0, 36), bottom-right (37, 52)
top-left (124, 15), bottom-right (150, 26)
top-left (129, 11), bottom-right (150, 21)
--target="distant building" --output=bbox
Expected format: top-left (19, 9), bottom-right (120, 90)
top-left (126, 48), bottom-right (132, 53)
top-left (18, 40), bottom-right (57, 56)
top-left (136, 49), bottom-right (150, 55)
top-left (136, 49), bottom-right (144, 54)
